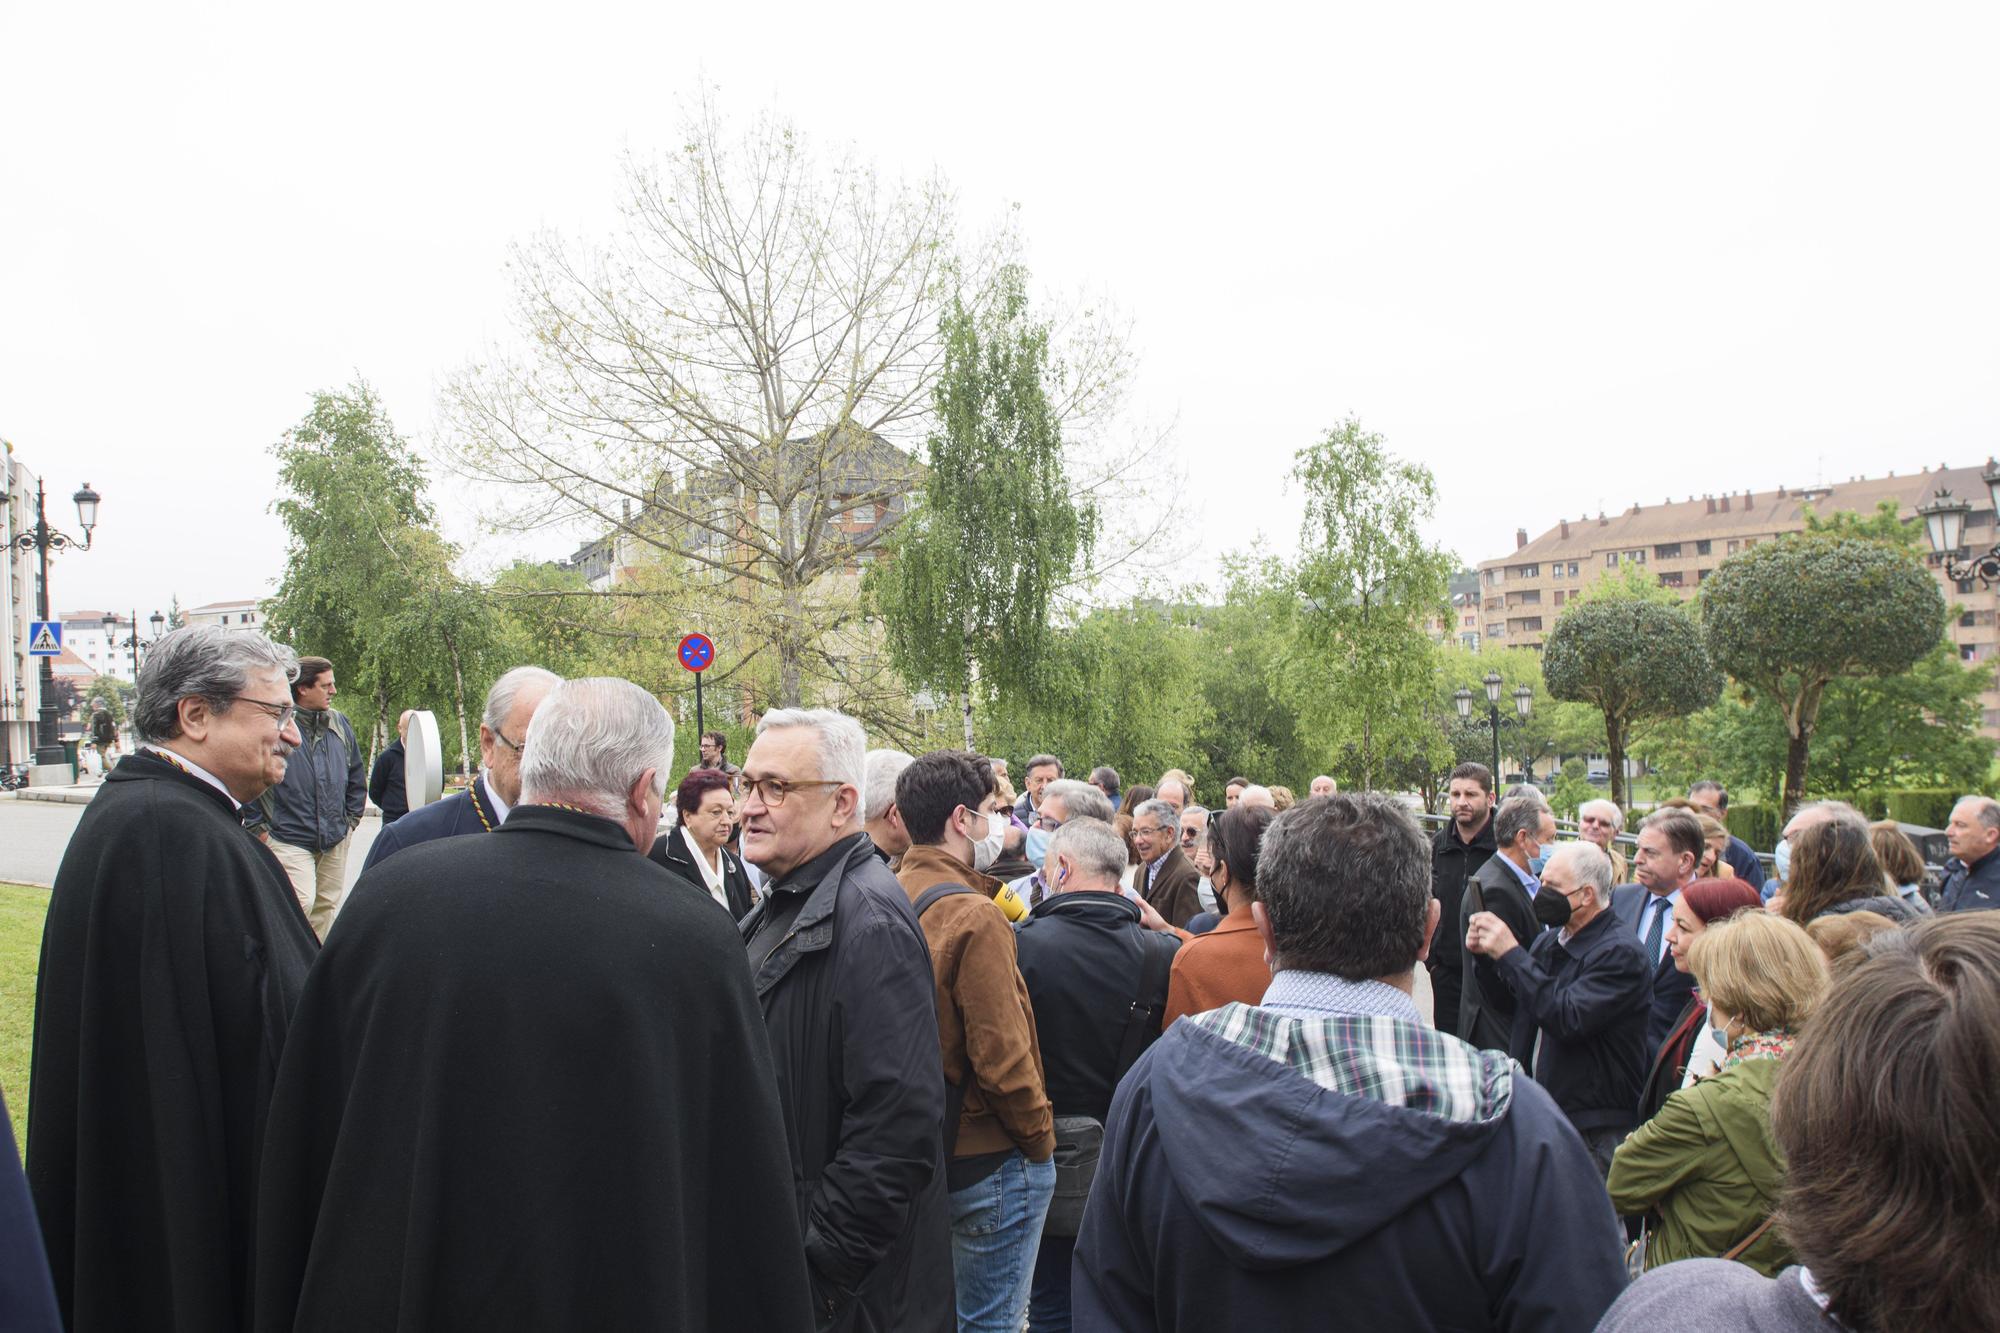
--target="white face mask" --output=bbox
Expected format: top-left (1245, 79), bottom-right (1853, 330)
top-left (965, 808), bottom-right (1007, 873)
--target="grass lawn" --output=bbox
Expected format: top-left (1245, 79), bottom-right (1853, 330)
top-left (0, 883), bottom-right (47, 1156)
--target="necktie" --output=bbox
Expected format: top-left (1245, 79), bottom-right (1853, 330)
top-left (1643, 895), bottom-right (1670, 966)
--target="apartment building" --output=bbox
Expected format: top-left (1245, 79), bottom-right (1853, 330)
top-left (184, 599), bottom-right (265, 632)
top-left (1474, 462), bottom-right (2000, 731)
top-left (1, 443), bottom-right (43, 766)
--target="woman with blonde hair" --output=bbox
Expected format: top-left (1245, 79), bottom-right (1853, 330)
top-left (1695, 814), bottom-right (1736, 880)
top-left (1609, 911), bottom-right (1829, 1276)
top-left (1805, 910), bottom-right (1900, 976)
top-left (1267, 784), bottom-right (1297, 811)
top-left (1867, 819), bottom-right (1934, 916)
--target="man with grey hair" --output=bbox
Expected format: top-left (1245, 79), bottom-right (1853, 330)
top-left (1309, 774), bottom-right (1337, 798)
top-left (1014, 816), bottom-right (1180, 1328)
top-left (360, 665), bottom-right (560, 872)
top-left (1941, 795), bottom-right (2000, 913)
top-left (1458, 796), bottom-right (1558, 1057)
top-left (1077, 794), bottom-right (1626, 1330)
top-left (1613, 807), bottom-right (1706, 1049)
top-left (1469, 839), bottom-right (1651, 1176)
top-left (255, 678), bottom-right (814, 1329)
top-left (30, 625), bottom-right (320, 1333)
top-left (736, 708), bottom-right (950, 1331)
top-left (1132, 796), bottom-right (1202, 928)
top-left (1236, 783), bottom-right (1276, 810)
top-left (1015, 753), bottom-right (1063, 823)
top-left (1010, 777), bottom-right (1113, 908)
top-left (1577, 798), bottom-right (1629, 882)
top-left (862, 747), bottom-right (915, 864)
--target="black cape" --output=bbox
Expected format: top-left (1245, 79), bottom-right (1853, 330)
top-left (253, 804), bottom-right (813, 1332)
top-left (28, 750), bottom-right (319, 1333)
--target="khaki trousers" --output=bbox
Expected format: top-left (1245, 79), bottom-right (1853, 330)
top-left (270, 836), bottom-right (350, 940)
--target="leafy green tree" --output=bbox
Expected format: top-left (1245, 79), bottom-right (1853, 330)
top-left (165, 596), bottom-right (186, 631)
top-left (1543, 597), bottom-right (1723, 810)
top-left (1187, 557), bottom-right (1319, 790)
top-left (1286, 419), bottom-right (1455, 790)
top-left (874, 266), bottom-right (1096, 750)
top-left (1701, 533), bottom-right (1947, 814)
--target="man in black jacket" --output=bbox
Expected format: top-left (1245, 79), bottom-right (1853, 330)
top-left (1457, 796), bottom-right (1554, 1058)
top-left (260, 656), bottom-right (365, 938)
top-left (1014, 816), bottom-right (1179, 1332)
top-left (30, 626), bottom-right (318, 1333)
top-left (738, 708), bottom-right (949, 1333)
top-left (1430, 762), bottom-right (1496, 1037)
top-left (1469, 840), bottom-right (1650, 1176)
top-left (1941, 795), bottom-right (2000, 913)
top-left (366, 709), bottom-right (412, 824)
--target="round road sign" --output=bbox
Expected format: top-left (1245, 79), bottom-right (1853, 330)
top-left (678, 632), bottom-right (716, 673)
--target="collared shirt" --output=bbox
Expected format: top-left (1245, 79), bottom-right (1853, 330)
top-left (482, 769), bottom-right (513, 824)
top-left (143, 744), bottom-right (236, 806)
top-left (1497, 851), bottom-right (1540, 897)
top-left (1634, 887), bottom-right (1682, 965)
top-left (1259, 969), bottom-right (1424, 1026)
top-left (680, 824), bottom-right (728, 908)
top-left (1146, 854), bottom-right (1165, 891)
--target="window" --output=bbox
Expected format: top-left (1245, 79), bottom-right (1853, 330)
top-left (1958, 578), bottom-right (1977, 595)
top-left (1513, 564), bottom-right (1540, 579)
top-left (1606, 553), bottom-right (1620, 569)
top-left (1487, 623), bottom-right (1505, 638)
top-left (1963, 644), bottom-right (1980, 662)
top-left (1695, 539), bottom-right (1712, 556)
top-left (1697, 568), bottom-right (1712, 581)
top-left (1486, 569), bottom-right (1499, 586)
top-left (1654, 543), bottom-right (1682, 560)
top-left (1511, 590), bottom-right (1541, 605)
top-left (1970, 510), bottom-right (1994, 529)
top-left (1727, 540), bottom-right (1740, 555)
top-left (1963, 611), bottom-right (1977, 628)
top-left (1520, 617), bottom-right (1544, 632)
top-left (1554, 590), bottom-right (1566, 607)
top-left (1658, 571), bottom-right (1684, 588)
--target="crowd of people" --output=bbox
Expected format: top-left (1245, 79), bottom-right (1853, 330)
top-left (6, 624), bottom-right (2000, 1332)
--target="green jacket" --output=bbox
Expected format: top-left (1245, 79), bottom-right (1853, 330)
top-left (1606, 1056), bottom-right (1791, 1276)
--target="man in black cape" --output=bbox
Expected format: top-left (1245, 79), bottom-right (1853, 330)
top-left (254, 678), bottom-right (812, 1332)
top-left (29, 626), bottom-right (318, 1333)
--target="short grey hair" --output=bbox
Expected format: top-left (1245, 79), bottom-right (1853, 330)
top-left (1182, 804), bottom-right (1210, 824)
top-left (483, 665), bottom-right (561, 731)
top-left (1237, 784), bottom-right (1275, 809)
top-left (1024, 753), bottom-right (1063, 777)
top-left (863, 749), bottom-right (914, 822)
top-left (1785, 799), bottom-right (1867, 838)
top-left (1258, 793), bottom-right (1430, 980)
top-left (1553, 840), bottom-right (1614, 906)
top-left (1579, 798), bottom-right (1624, 829)
top-left (1503, 783), bottom-right (1550, 810)
top-left (519, 678), bottom-right (676, 815)
top-left (1045, 817), bottom-right (1126, 888)
top-left (1133, 798), bottom-right (1179, 833)
top-left (1955, 795), bottom-right (2000, 831)
top-left (1494, 796), bottom-right (1549, 848)
top-left (1043, 778), bottom-right (1112, 824)
top-left (134, 625), bottom-right (298, 743)
top-left (756, 707), bottom-right (866, 794)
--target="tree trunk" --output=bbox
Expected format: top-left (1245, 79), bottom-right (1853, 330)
top-left (444, 633), bottom-right (473, 782)
top-left (1606, 713), bottom-right (1627, 812)
top-left (960, 689), bottom-right (975, 754)
top-left (1361, 710), bottom-right (1375, 792)
top-left (1780, 680), bottom-right (1826, 818)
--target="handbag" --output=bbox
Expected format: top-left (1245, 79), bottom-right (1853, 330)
top-left (1042, 935), bottom-right (1173, 1237)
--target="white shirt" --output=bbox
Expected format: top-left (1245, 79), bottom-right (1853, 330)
top-left (481, 769), bottom-right (512, 824)
top-left (1636, 887), bottom-right (1682, 965)
top-left (143, 745), bottom-right (236, 805)
top-left (681, 824), bottom-right (729, 909)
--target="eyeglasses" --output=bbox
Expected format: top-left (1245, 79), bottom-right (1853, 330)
top-left (741, 775), bottom-right (845, 808)
top-left (1180, 825), bottom-right (1202, 844)
top-left (493, 729), bottom-right (524, 755)
top-left (1035, 812), bottom-right (1065, 831)
top-left (1133, 823), bottom-right (1170, 839)
top-left (231, 696), bottom-right (298, 728)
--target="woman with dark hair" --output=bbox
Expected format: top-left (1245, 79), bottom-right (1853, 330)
top-left (1778, 818), bottom-right (1914, 926)
top-left (1161, 805), bottom-right (1278, 1027)
top-left (648, 767), bottom-right (753, 919)
top-left (1867, 819), bottom-right (1934, 916)
top-left (1637, 877), bottom-right (1765, 1124)
top-left (1600, 915), bottom-right (2000, 1332)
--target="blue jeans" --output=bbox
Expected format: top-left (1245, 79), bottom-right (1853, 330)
top-left (1028, 1231), bottom-right (1076, 1331)
top-left (950, 1152), bottom-right (1056, 1332)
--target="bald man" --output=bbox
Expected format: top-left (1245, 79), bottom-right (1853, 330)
top-left (368, 710), bottom-right (417, 826)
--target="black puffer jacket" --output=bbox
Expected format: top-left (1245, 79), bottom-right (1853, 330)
top-left (1429, 816), bottom-right (1497, 1037)
top-left (740, 833), bottom-right (951, 1333)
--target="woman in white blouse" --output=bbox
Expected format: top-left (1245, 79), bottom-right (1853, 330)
top-left (647, 768), bottom-right (754, 919)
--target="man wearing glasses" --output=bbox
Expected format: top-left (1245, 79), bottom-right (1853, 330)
top-left (737, 708), bottom-right (950, 1333)
top-left (254, 656), bottom-right (365, 939)
top-left (1132, 798), bottom-right (1203, 929)
top-left (360, 666), bottom-right (560, 874)
top-left (30, 626), bottom-right (320, 1333)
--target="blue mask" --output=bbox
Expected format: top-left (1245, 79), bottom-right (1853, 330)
top-left (1528, 845), bottom-right (1552, 877)
top-left (1773, 838), bottom-right (1791, 884)
top-left (1024, 825), bottom-right (1053, 868)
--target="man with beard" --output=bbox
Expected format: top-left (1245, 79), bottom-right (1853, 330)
top-left (254, 679), bottom-right (811, 1331)
top-left (29, 626), bottom-right (319, 1333)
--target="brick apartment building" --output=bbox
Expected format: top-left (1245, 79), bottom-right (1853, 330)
top-left (1474, 462), bottom-right (2000, 734)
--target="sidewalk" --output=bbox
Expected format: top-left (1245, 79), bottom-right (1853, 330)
top-left (6, 779), bottom-right (105, 806)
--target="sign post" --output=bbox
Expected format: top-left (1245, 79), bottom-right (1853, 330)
top-left (677, 632), bottom-right (715, 747)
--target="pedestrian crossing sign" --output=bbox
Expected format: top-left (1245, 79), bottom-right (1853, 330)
top-left (28, 620), bottom-right (61, 655)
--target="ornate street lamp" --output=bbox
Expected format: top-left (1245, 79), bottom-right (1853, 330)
top-left (1457, 676), bottom-right (1533, 783)
top-left (1917, 481), bottom-right (2000, 586)
top-left (10, 480), bottom-right (101, 768)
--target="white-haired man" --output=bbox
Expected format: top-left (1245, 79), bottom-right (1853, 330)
top-left (1309, 774), bottom-right (1337, 798)
top-left (862, 748), bottom-right (915, 865)
top-left (1942, 795), bottom-right (2000, 913)
top-left (1577, 798), bottom-right (1629, 882)
top-left (361, 666), bottom-right (559, 871)
top-left (255, 679), bottom-right (813, 1330)
top-left (32, 626), bottom-right (319, 1333)
top-left (737, 709), bottom-right (951, 1331)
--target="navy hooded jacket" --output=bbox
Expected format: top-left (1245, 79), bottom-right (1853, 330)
top-left (1073, 998), bottom-right (1628, 1331)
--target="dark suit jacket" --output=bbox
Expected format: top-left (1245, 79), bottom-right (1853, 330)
top-left (1459, 854), bottom-right (1540, 1059)
top-left (360, 777), bottom-right (500, 873)
top-left (649, 826), bottom-right (754, 920)
top-left (1611, 884), bottom-right (1697, 1051)
top-left (1141, 846), bottom-right (1202, 929)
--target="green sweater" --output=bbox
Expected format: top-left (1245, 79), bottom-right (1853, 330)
top-left (1607, 1056), bottom-right (1791, 1276)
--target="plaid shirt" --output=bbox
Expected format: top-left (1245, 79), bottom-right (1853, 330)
top-left (1193, 971), bottom-right (1507, 1124)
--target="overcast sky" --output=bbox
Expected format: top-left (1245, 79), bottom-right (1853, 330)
top-left (5, 2), bottom-right (1996, 622)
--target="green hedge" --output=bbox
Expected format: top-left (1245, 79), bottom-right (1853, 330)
top-left (1729, 788), bottom-right (1972, 851)
top-left (1725, 806), bottom-right (1782, 855)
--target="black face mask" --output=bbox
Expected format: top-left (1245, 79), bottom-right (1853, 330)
top-left (1534, 887), bottom-right (1573, 930)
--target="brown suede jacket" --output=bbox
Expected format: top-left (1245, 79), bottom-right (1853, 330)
top-left (897, 845), bottom-right (1056, 1163)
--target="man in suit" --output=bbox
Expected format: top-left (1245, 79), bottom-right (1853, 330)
top-left (360, 666), bottom-right (560, 871)
top-left (1132, 797), bottom-right (1202, 928)
top-left (1611, 807), bottom-right (1704, 1050)
top-left (1458, 796), bottom-right (1556, 1058)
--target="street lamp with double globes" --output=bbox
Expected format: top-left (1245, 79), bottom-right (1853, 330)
top-left (1916, 467), bottom-right (2000, 585)
top-left (10, 480), bottom-right (101, 769)
top-left (1454, 671), bottom-right (1534, 785)
top-left (102, 609), bottom-right (168, 679)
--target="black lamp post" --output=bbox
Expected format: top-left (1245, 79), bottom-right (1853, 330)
top-left (1455, 671), bottom-right (1534, 783)
top-left (102, 608), bottom-right (165, 679)
top-left (1915, 466), bottom-right (2000, 584)
top-left (11, 479), bottom-right (100, 768)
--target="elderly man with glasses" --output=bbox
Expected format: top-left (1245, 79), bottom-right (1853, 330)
top-left (1133, 797), bottom-right (1203, 929)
